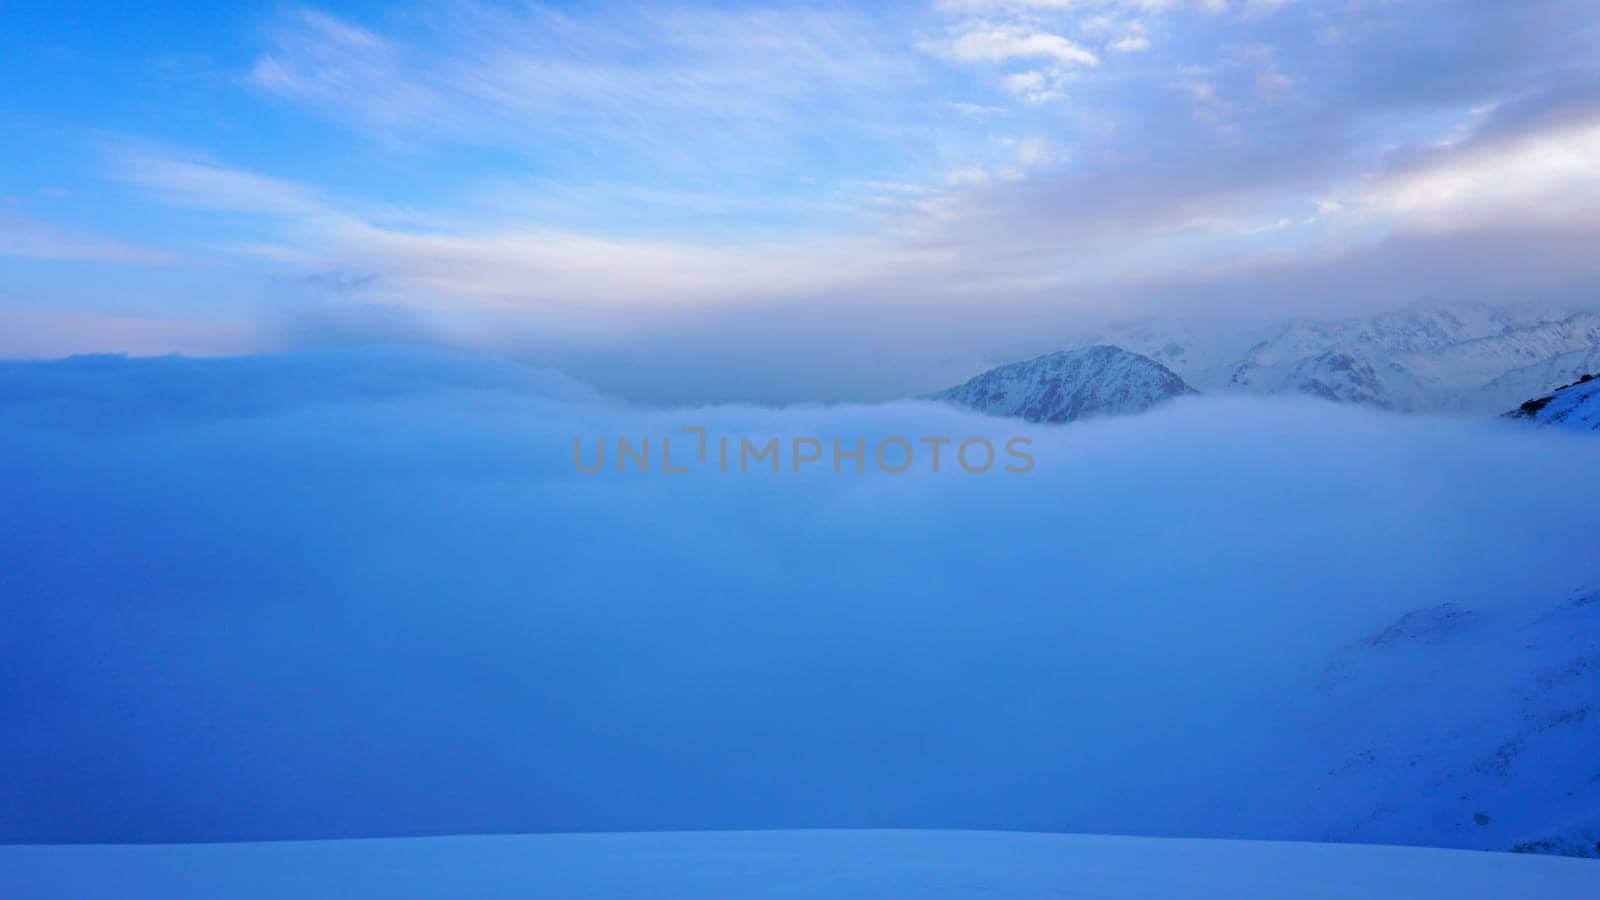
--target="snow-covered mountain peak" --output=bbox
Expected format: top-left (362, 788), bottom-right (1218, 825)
top-left (929, 345), bottom-right (1197, 424)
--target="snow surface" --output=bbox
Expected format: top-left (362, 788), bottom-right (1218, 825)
top-left (2, 830), bottom-right (1596, 899)
top-left (1476, 347), bottom-right (1600, 415)
top-left (1505, 374), bottom-right (1600, 431)
top-left (929, 344), bottom-right (1196, 423)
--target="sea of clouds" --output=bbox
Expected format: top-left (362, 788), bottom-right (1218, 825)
top-left (1, 349), bottom-right (1596, 845)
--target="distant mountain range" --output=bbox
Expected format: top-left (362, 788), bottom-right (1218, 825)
top-left (930, 301), bottom-right (1600, 424)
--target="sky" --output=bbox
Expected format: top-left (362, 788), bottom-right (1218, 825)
top-left (3, 1), bottom-right (1600, 399)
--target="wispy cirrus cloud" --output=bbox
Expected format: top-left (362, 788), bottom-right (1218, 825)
top-left (104, 146), bottom-right (941, 318)
top-left (250, 11), bottom-right (440, 131)
top-left (151, 2), bottom-right (1600, 301)
top-left (249, 4), bottom-right (920, 164)
top-left (0, 212), bottom-right (180, 265)
top-left (115, 149), bottom-right (330, 218)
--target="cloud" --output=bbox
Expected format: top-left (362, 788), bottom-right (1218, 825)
top-left (251, 10), bottom-right (438, 130)
top-left (1015, 137), bottom-right (1059, 166)
top-left (0, 212), bottom-right (179, 265)
top-left (2, 350), bottom-right (1597, 841)
top-left (1001, 69), bottom-right (1052, 99)
top-left (946, 100), bottom-right (1011, 116)
top-left (0, 309), bottom-right (255, 357)
top-left (249, 5), bottom-right (916, 161)
top-left (1358, 117), bottom-right (1600, 231)
top-left (313, 222), bottom-right (900, 310)
top-left (11, 0), bottom-right (1600, 404)
top-left (943, 24), bottom-right (1100, 67)
top-left (928, 17), bottom-right (1101, 103)
top-left (97, 149), bottom-right (955, 324)
top-left (113, 147), bottom-right (331, 218)
top-left (87, 104), bottom-right (1600, 403)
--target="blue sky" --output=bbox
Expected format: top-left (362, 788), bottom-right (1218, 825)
top-left (4, 1), bottom-right (1600, 397)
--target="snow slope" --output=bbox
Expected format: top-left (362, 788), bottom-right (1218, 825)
top-left (928, 344), bottom-right (1196, 423)
top-left (1473, 348), bottom-right (1600, 414)
top-left (1504, 374), bottom-right (1600, 431)
top-left (1305, 586), bottom-right (1600, 854)
top-left (2, 830), bottom-right (1595, 900)
top-left (1222, 348), bottom-right (1410, 410)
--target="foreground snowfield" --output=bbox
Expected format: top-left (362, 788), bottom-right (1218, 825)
top-left (3, 830), bottom-right (1596, 899)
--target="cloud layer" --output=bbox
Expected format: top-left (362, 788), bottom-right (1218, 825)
top-left (2, 351), bottom-right (1597, 843)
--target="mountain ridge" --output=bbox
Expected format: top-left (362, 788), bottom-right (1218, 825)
top-left (1505, 373), bottom-right (1600, 431)
top-left (1034, 301), bottom-right (1600, 415)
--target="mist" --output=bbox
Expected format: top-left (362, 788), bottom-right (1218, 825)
top-left (1, 350), bottom-right (1596, 844)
